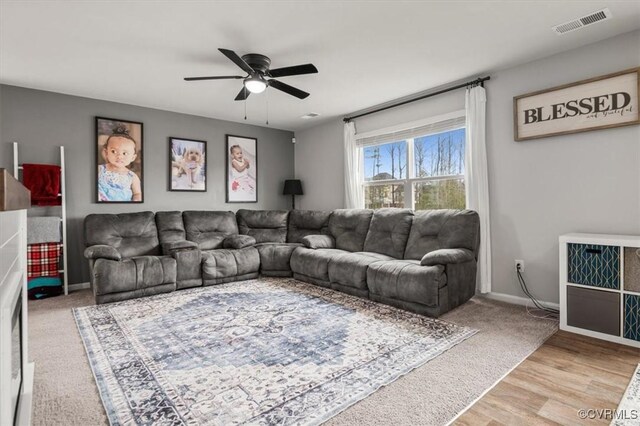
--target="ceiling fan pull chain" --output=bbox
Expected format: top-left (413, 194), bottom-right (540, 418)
top-left (244, 96), bottom-right (247, 120)
top-left (266, 86), bottom-right (269, 125)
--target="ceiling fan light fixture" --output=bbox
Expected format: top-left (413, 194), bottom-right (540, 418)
top-left (185, 49), bottom-right (317, 101)
top-left (244, 75), bottom-right (267, 94)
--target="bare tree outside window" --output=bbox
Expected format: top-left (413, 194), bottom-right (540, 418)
top-left (414, 128), bottom-right (465, 210)
top-left (363, 140), bottom-right (407, 208)
top-left (362, 127), bottom-right (465, 210)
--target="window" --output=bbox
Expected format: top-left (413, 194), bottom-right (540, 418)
top-left (359, 112), bottom-right (466, 210)
top-left (363, 141), bottom-right (407, 208)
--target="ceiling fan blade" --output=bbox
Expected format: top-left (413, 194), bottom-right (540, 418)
top-left (234, 87), bottom-right (250, 101)
top-left (184, 75), bottom-right (244, 81)
top-left (219, 48), bottom-right (255, 75)
top-left (268, 79), bottom-right (309, 99)
top-left (268, 64), bottom-right (318, 78)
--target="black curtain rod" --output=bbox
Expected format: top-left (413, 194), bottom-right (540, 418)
top-left (343, 76), bottom-right (490, 123)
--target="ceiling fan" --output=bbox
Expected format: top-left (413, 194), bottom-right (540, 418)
top-left (184, 48), bottom-right (318, 101)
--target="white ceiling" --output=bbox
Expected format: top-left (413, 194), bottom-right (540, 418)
top-left (1, 1), bottom-right (639, 131)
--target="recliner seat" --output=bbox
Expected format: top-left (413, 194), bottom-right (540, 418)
top-left (366, 209), bottom-right (479, 317)
top-left (238, 209), bottom-right (332, 277)
top-left (182, 211), bottom-right (260, 285)
top-left (291, 209), bottom-right (374, 287)
top-left (84, 211), bottom-right (177, 304)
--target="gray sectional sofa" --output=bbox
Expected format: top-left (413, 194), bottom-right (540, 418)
top-left (84, 208), bottom-right (479, 317)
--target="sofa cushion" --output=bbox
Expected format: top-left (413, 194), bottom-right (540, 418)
top-left (287, 210), bottom-right (332, 243)
top-left (255, 243), bottom-right (302, 273)
top-left (367, 260), bottom-right (446, 307)
top-left (156, 211), bottom-right (186, 244)
top-left (403, 210), bottom-right (480, 260)
top-left (328, 209), bottom-right (373, 252)
top-left (85, 211), bottom-right (160, 258)
top-left (183, 211), bottom-right (238, 250)
top-left (421, 248), bottom-right (475, 266)
top-left (327, 251), bottom-right (394, 290)
top-left (290, 247), bottom-right (348, 282)
top-left (302, 235), bottom-right (335, 249)
top-left (223, 235), bottom-right (256, 249)
top-left (363, 208), bottom-right (413, 258)
top-left (92, 255), bottom-right (177, 296)
top-left (201, 247), bottom-right (260, 281)
top-left (236, 209), bottom-right (289, 243)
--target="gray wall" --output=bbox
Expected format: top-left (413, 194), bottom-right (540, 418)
top-left (0, 85), bottom-right (295, 284)
top-left (293, 119), bottom-right (344, 210)
top-left (487, 30), bottom-right (640, 303)
top-left (295, 29), bottom-right (640, 304)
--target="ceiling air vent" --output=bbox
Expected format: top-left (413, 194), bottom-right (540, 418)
top-left (552, 8), bottom-right (612, 35)
top-left (300, 112), bottom-right (320, 119)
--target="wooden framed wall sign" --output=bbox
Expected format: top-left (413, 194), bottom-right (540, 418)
top-left (514, 67), bottom-right (640, 141)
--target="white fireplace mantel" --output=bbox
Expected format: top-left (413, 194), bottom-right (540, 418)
top-left (0, 169), bottom-right (34, 426)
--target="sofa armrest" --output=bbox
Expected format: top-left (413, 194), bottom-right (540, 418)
top-left (302, 235), bottom-right (335, 249)
top-left (162, 240), bottom-right (199, 255)
top-left (84, 245), bottom-right (121, 261)
top-left (223, 235), bottom-right (256, 249)
top-left (421, 248), bottom-right (475, 266)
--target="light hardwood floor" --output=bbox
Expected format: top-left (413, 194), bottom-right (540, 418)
top-left (455, 331), bottom-right (640, 425)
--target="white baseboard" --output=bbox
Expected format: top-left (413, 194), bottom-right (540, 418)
top-left (68, 282), bottom-right (90, 291)
top-left (482, 292), bottom-right (559, 310)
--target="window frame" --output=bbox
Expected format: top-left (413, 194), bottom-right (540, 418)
top-left (359, 110), bottom-right (466, 210)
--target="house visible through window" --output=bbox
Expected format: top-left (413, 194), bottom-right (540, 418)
top-left (359, 112), bottom-right (466, 210)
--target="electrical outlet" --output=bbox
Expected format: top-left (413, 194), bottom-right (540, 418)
top-left (515, 259), bottom-right (525, 272)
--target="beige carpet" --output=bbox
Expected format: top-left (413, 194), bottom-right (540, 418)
top-left (28, 287), bottom-right (557, 426)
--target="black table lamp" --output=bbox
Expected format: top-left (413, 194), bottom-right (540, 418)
top-left (283, 179), bottom-right (303, 210)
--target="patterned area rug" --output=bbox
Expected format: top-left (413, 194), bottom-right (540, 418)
top-left (74, 278), bottom-right (476, 425)
top-left (613, 364), bottom-right (640, 426)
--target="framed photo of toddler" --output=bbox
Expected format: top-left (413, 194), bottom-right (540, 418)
top-left (226, 135), bottom-right (257, 203)
top-left (169, 137), bottom-right (207, 192)
top-left (96, 117), bottom-right (144, 203)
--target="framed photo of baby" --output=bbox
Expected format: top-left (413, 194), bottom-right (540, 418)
top-left (95, 117), bottom-right (144, 203)
top-left (170, 137), bottom-right (207, 191)
top-left (226, 135), bottom-right (257, 203)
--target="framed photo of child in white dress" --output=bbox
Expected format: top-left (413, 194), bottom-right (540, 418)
top-left (169, 137), bottom-right (207, 192)
top-left (95, 117), bottom-right (144, 203)
top-left (226, 135), bottom-right (257, 203)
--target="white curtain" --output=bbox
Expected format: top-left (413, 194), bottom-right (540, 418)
top-left (344, 121), bottom-right (364, 208)
top-left (465, 85), bottom-right (492, 294)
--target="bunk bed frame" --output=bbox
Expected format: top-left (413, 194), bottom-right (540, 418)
top-left (12, 142), bottom-right (69, 296)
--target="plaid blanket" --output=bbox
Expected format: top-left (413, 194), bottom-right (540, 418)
top-left (27, 242), bottom-right (62, 279)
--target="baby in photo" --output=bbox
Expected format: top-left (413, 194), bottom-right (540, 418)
top-left (230, 144), bottom-right (255, 194)
top-left (98, 127), bottom-right (142, 201)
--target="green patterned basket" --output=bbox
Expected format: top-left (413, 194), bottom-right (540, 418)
top-left (568, 243), bottom-right (620, 289)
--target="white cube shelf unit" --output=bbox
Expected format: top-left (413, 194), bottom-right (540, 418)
top-left (560, 233), bottom-right (640, 348)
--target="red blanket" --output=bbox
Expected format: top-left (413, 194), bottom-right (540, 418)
top-left (22, 163), bottom-right (61, 206)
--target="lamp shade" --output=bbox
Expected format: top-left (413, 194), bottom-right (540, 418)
top-left (244, 75), bottom-right (267, 94)
top-left (283, 179), bottom-right (303, 196)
